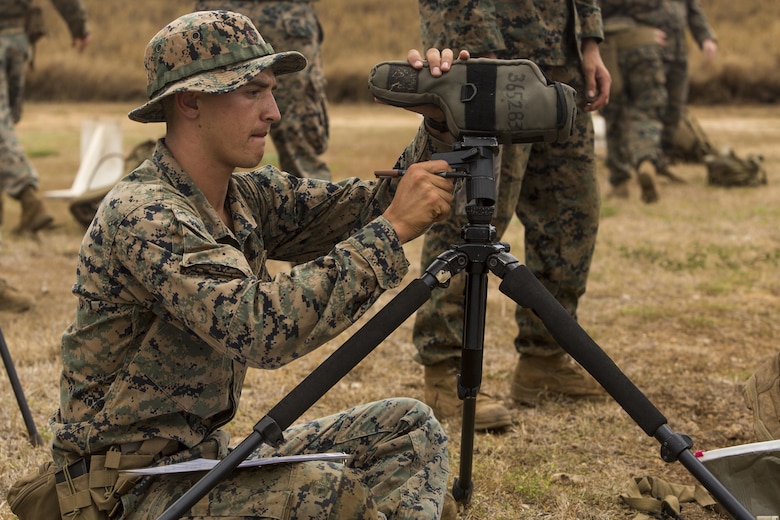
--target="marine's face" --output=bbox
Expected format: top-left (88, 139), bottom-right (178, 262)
top-left (197, 69), bottom-right (281, 171)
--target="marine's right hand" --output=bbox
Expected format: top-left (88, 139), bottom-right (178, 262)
top-left (382, 159), bottom-right (454, 243)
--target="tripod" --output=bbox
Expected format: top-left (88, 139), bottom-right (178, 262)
top-left (159, 136), bottom-right (754, 520)
top-left (0, 324), bottom-right (43, 446)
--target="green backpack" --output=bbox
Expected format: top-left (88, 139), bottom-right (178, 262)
top-left (667, 107), bottom-right (717, 164)
top-left (705, 150), bottom-right (768, 188)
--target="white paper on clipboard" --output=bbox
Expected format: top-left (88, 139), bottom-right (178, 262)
top-left (121, 452), bottom-right (350, 476)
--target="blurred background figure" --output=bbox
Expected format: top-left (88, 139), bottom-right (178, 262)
top-left (0, 0), bottom-right (90, 312)
top-left (659, 0), bottom-right (717, 161)
top-left (194, 0), bottom-right (331, 180)
top-left (600, 0), bottom-right (678, 202)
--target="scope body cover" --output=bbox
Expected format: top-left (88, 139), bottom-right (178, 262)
top-left (368, 58), bottom-right (577, 144)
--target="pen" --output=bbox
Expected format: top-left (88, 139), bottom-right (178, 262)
top-left (373, 169), bottom-right (466, 179)
top-left (374, 169), bottom-right (406, 178)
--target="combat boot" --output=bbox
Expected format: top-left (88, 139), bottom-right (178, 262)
top-left (442, 493), bottom-right (458, 520)
top-left (0, 278), bottom-right (34, 313)
top-left (14, 186), bottom-right (54, 234)
top-left (424, 358), bottom-right (512, 431)
top-left (637, 161), bottom-right (659, 203)
top-left (510, 353), bottom-right (604, 406)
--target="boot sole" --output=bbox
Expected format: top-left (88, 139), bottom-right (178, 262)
top-left (637, 172), bottom-right (659, 203)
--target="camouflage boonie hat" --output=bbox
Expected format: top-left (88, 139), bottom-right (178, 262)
top-left (129, 10), bottom-right (307, 123)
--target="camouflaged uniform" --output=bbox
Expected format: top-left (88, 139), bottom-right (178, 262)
top-left (194, 0), bottom-right (330, 180)
top-left (41, 9), bottom-right (450, 517)
top-left (659, 0), bottom-right (716, 152)
top-left (599, 0), bottom-right (669, 188)
top-left (0, 0), bottom-right (89, 198)
top-left (413, 0), bottom-right (603, 362)
top-left (49, 127), bottom-right (451, 518)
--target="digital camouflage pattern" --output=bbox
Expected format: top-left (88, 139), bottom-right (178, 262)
top-left (0, 0), bottom-right (89, 199)
top-left (418, 0), bottom-right (603, 66)
top-left (597, 0), bottom-right (717, 154)
top-left (195, 1), bottom-right (331, 180)
top-left (49, 123), bottom-right (451, 516)
top-left (660, 0), bottom-right (717, 152)
top-left (129, 10), bottom-right (306, 123)
top-left (124, 399), bottom-right (449, 519)
top-left (599, 1), bottom-right (669, 187)
top-left (413, 0), bottom-right (602, 361)
top-left (0, 0), bottom-right (88, 37)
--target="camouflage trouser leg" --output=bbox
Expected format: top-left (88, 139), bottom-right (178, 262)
top-left (601, 94), bottom-right (633, 187)
top-left (622, 45), bottom-right (667, 169)
top-left (603, 44), bottom-right (667, 184)
top-left (127, 399), bottom-right (448, 519)
top-left (495, 63), bottom-right (600, 357)
top-left (662, 59), bottom-right (689, 154)
top-left (194, 1), bottom-right (330, 180)
top-left (0, 31), bottom-right (38, 198)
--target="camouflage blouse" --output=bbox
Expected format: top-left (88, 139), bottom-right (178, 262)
top-left (50, 130), bottom-right (441, 460)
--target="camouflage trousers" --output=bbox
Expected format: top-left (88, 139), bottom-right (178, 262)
top-left (123, 398), bottom-right (449, 519)
top-left (0, 29), bottom-right (40, 198)
top-left (194, 1), bottom-right (330, 180)
top-left (412, 61), bottom-right (600, 363)
top-left (601, 44), bottom-right (668, 186)
top-left (661, 59), bottom-right (689, 156)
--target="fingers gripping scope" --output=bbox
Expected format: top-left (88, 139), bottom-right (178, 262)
top-left (368, 58), bottom-right (577, 144)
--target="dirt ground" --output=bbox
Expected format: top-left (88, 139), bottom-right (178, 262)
top-left (0, 102), bottom-right (778, 519)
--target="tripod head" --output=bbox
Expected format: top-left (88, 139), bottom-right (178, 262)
top-left (370, 57), bottom-right (578, 235)
top-left (432, 136), bottom-right (499, 230)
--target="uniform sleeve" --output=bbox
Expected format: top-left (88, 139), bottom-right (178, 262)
top-left (418, 0), bottom-right (505, 54)
top-left (575, 0), bottom-right (605, 42)
top-left (50, 0), bottom-right (89, 38)
top-left (686, 0), bottom-right (716, 47)
top-left (111, 193), bottom-right (408, 370)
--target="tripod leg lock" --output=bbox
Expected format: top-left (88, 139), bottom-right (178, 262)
top-left (486, 250), bottom-right (520, 278)
top-left (253, 416), bottom-right (285, 448)
top-left (456, 374), bottom-right (480, 399)
top-left (659, 432), bottom-right (693, 463)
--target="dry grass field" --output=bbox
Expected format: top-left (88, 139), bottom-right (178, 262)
top-left (22, 0), bottom-right (780, 104)
top-left (0, 100), bottom-right (778, 519)
top-left (1, 0), bottom-right (779, 518)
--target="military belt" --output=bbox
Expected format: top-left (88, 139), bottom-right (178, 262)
top-left (605, 25), bottom-right (657, 51)
top-left (54, 438), bottom-right (181, 483)
top-left (55, 457), bottom-right (90, 483)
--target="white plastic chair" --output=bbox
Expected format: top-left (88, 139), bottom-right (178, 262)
top-left (45, 118), bottom-right (124, 199)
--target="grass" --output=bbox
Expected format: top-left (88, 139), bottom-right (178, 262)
top-left (0, 101), bottom-right (778, 519)
top-left (22, 0), bottom-right (780, 104)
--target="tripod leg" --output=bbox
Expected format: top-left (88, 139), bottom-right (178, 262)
top-left (497, 262), bottom-right (754, 520)
top-left (0, 325), bottom-right (43, 446)
top-left (453, 261), bottom-right (489, 504)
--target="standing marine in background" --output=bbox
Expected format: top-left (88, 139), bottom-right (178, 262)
top-left (194, 0), bottom-right (331, 180)
top-left (659, 0), bottom-right (717, 159)
top-left (414, 0), bottom-right (611, 431)
top-left (599, 0), bottom-right (675, 202)
top-left (0, 0), bottom-right (90, 313)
